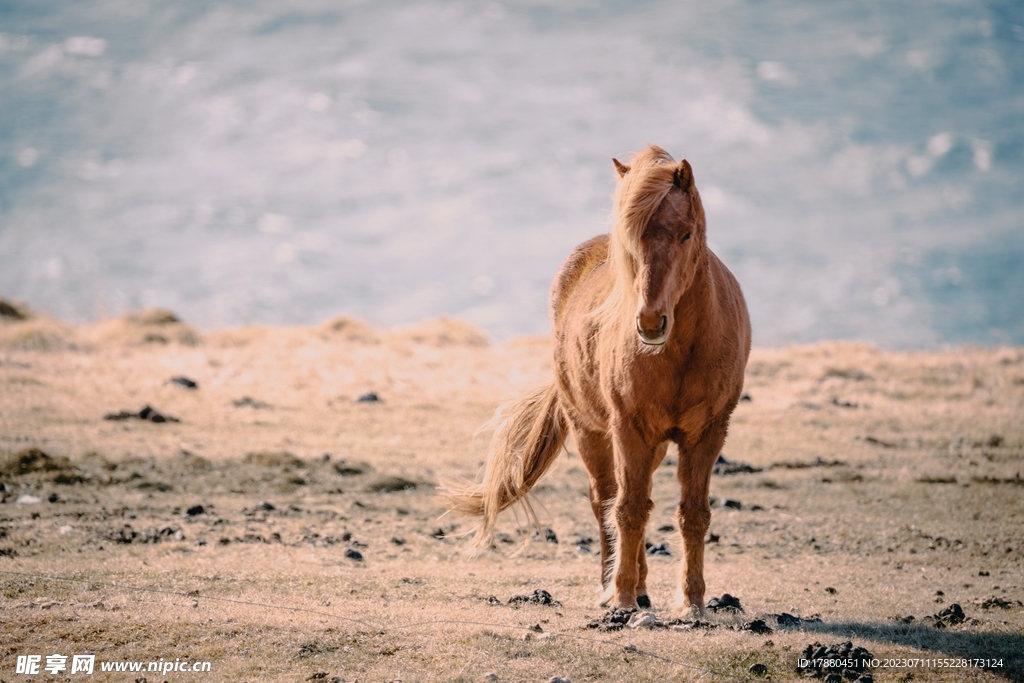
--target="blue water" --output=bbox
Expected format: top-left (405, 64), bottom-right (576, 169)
top-left (1, 1), bottom-right (1022, 347)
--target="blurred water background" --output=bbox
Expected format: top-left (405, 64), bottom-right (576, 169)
top-left (1, 1), bottom-right (1022, 347)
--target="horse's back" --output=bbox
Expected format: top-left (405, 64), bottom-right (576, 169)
top-left (549, 234), bottom-right (609, 327)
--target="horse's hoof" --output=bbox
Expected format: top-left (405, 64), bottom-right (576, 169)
top-left (637, 594), bottom-right (651, 609)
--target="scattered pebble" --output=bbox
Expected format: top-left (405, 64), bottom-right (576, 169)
top-left (628, 611), bottom-right (661, 630)
top-left (748, 663), bottom-right (768, 677)
top-left (482, 673), bottom-right (498, 682)
top-left (169, 376), bottom-right (198, 389)
top-left (980, 596), bottom-right (1023, 609)
top-left (508, 589), bottom-right (559, 606)
top-left (257, 501), bottom-right (275, 511)
top-left (103, 404), bottom-right (180, 423)
top-left (645, 542), bottom-right (671, 556)
top-left (16, 494), bottom-right (42, 505)
top-left (743, 619), bottom-right (773, 634)
top-left (356, 391), bottom-right (381, 402)
top-left (713, 454), bottom-right (762, 475)
top-left (706, 594), bottom-right (743, 613)
top-left (720, 499), bottom-right (742, 510)
top-left (925, 603), bottom-right (965, 628)
top-left (587, 608), bottom-right (636, 631)
top-left (343, 548), bottom-right (364, 562)
top-left (232, 396), bottom-right (271, 409)
top-left (768, 612), bottom-right (822, 628)
top-left (185, 504), bottom-right (205, 517)
top-left (546, 677), bottom-right (571, 683)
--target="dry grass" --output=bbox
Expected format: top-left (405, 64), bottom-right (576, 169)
top-left (1, 306), bottom-right (1022, 682)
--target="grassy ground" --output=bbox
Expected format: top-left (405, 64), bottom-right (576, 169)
top-left (1, 305), bottom-right (1022, 682)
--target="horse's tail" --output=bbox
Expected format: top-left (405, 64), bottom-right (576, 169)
top-left (440, 383), bottom-right (567, 544)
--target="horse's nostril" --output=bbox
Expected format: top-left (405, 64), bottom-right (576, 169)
top-left (658, 315), bottom-right (667, 334)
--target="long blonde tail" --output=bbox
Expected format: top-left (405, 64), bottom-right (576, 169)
top-left (440, 384), bottom-right (567, 543)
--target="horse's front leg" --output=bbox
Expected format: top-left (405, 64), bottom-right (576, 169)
top-left (674, 420), bottom-right (728, 616)
top-left (600, 423), bottom-right (656, 610)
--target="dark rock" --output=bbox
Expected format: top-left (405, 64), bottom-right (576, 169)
top-left (356, 392), bottom-right (381, 402)
top-left (586, 607), bottom-right (636, 631)
top-left (169, 376), bottom-right (198, 389)
top-left (486, 596), bottom-right (501, 605)
top-left (706, 533), bottom-right (720, 543)
top-left (645, 543), bottom-right (671, 556)
top-left (232, 396), bottom-right (271, 409)
top-left (104, 405), bottom-right (179, 423)
top-left (980, 596), bottom-right (1023, 609)
top-left (508, 589), bottom-right (559, 606)
top-left (926, 603), bottom-right (965, 628)
top-left (713, 454), bottom-right (762, 475)
top-left (390, 536), bottom-right (406, 546)
top-left (744, 619), bottom-right (773, 634)
top-left (769, 612), bottom-right (822, 628)
top-left (721, 499), bottom-right (742, 510)
top-left (740, 393), bottom-right (753, 402)
top-left (364, 476), bottom-right (417, 493)
top-left (185, 504), bottom-right (205, 516)
top-left (543, 527), bottom-right (558, 543)
top-left (748, 663), bottom-right (768, 676)
top-left (258, 501), bottom-right (275, 511)
top-left (344, 548), bottom-right (363, 562)
top-left (706, 594), bottom-right (743, 612)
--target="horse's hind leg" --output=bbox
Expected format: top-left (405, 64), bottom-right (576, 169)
top-left (572, 426), bottom-right (617, 592)
top-left (675, 421), bottom-right (727, 615)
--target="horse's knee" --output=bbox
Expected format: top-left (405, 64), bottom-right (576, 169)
top-left (676, 500), bottom-right (711, 531)
top-left (615, 496), bottom-right (653, 529)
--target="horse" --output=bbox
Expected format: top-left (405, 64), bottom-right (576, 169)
top-left (443, 145), bottom-right (751, 613)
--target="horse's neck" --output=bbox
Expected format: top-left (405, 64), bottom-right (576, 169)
top-left (671, 251), bottom-right (715, 340)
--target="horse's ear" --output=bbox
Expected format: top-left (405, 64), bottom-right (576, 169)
top-left (673, 159), bottom-right (694, 192)
top-left (612, 158), bottom-right (631, 178)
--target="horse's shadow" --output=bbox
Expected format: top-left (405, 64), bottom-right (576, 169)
top-left (794, 619), bottom-right (1024, 683)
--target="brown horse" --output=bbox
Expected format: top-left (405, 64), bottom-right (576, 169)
top-left (443, 145), bottom-right (751, 613)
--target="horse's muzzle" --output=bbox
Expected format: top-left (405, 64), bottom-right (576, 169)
top-left (636, 315), bottom-right (669, 346)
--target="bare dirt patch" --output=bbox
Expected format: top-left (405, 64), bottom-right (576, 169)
top-left (1, 314), bottom-right (1022, 681)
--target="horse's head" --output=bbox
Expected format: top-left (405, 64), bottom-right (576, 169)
top-left (611, 146), bottom-right (706, 349)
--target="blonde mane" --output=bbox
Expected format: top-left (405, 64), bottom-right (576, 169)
top-left (602, 145), bottom-right (680, 325)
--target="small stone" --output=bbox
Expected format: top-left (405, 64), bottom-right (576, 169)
top-left (356, 392), bottom-right (381, 402)
top-left (623, 644), bottom-right (637, 653)
top-left (628, 611), bottom-right (661, 629)
top-left (748, 663), bottom-right (768, 676)
top-left (258, 500), bottom-right (275, 511)
top-left (483, 674), bottom-right (498, 682)
top-left (191, 600), bottom-right (199, 608)
top-left (16, 494), bottom-right (41, 505)
top-left (186, 504), bottom-right (205, 516)
top-left (344, 548), bottom-right (363, 562)
top-left (169, 376), bottom-right (198, 389)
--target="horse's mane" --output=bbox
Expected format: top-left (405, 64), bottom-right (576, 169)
top-left (599, 145), bottom-right (681, 329)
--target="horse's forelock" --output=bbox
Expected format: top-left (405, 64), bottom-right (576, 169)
top-left (612, 146), bottom-right (679, 248)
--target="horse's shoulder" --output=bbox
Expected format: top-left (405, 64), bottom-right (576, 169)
top-left (549, 234), bottom-right (609, 324)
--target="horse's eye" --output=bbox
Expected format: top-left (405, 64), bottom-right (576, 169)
top-left (680, 232), bottom-right (692, 243)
